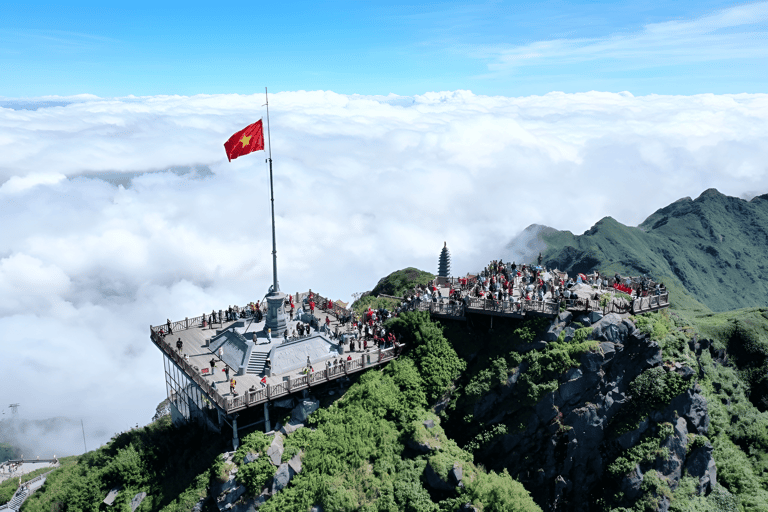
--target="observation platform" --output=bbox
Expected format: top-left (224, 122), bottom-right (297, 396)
top-left (403, 282), bottom-right (669, 322)
top-left (150, 306), bottom-right (398, 416)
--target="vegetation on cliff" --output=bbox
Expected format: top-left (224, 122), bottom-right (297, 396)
top-left (353, 267), bottom-right (435, 314)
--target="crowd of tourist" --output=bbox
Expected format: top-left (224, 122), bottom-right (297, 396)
top-left (396, 257), bottom-right (667, 316)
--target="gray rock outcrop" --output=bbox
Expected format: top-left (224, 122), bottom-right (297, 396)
top-left (472, 313), bottom-right (713, 512)
top-left (267, 434), bottom-right (284, 466)
top-left (291, 399), bottom-right (320, 423)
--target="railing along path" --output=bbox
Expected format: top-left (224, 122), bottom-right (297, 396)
top-left (150, 327), bottom-right (398, 414)
top-left (401, 291), bottom-right (668, 320)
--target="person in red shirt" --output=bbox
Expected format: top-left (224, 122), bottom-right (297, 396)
top-left (309, 300), bottom-right (315, 316)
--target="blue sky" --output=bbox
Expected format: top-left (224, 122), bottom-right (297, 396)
top-left (1, 0), bottom-right (766, 97)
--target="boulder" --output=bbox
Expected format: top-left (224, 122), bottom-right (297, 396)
top-left (544, 324), bottom-right (562, 342)
top-left (617, 418), bottom-right (650, 451)
top-left (448, 465), bottom-right (463, 487)
top-left (575, 314), bottom-right (592, 327)
top-left (309, 505), bottom-right (324, 512)
top-left (592, 314), bottom-right (629, 343)
top-left (620, 464), bottom-right (644, 500)
top-left (267, 434), bottom-right (284, 466)
top-left (558, 374), bottom-right (587, 406)
top-left (668, 390), bottom-right (710, 435)
top-left (212, 474), bottom-right (238, 498)
top-left (424, 462), bottom-right (456, 492)
top-left (291, 399), bottom-right (320, 423)
top-left (655, 418), bottom-right (687, 489)
top-left (130, 492), bottom-right (147, 512)
top-left (270, 463), bottom-right (294, 494)
top-left (558, 311), bottom-right (573, 324)
top-left (287, 452), bottom-right (302, 475)
top-left (423, 419), bottom-right (435, 429)
top-left (217, 483), bottom-right (246, 511)
top-left (243, 452), bottom-right (259, 465)
top-left (280, 421), bottom-right (304, 435)
top-left (588, 311), bottom-right (603, 324)
top-left (685, 442), bottom-right (717, 494)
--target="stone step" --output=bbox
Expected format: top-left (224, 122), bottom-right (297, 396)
top-left (247, 352), bottom-right (268, 374)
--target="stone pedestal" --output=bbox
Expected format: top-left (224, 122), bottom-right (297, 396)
top-left (265, 291), bottom-right (288, 337)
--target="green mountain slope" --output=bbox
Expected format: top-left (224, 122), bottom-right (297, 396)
top-left (538, 189), bottom-right (768, 312)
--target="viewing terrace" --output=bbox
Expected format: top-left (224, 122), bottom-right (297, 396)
top-left (150, 300), bottom-right (398, 418)
top-left (399, 271), bottom-right (669, 322)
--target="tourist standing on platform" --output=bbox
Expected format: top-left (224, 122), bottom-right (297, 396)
top-left (176, 338), bottom-right (183, 353)
top-left (209, 358), bottom-right (216, 374)
top-left (309, 300), bottom-right (315, 316)
top-left (167, 319), bottom-right (173, 335)
top-left (223, 365), bottom-right (230, 381)
top-left (230, 378), bottom-right (236, 394)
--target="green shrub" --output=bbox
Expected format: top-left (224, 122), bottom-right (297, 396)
top-left (234, 431), bottom-right (272, 465)
top-left (608, 424), bottom-right (674, 478)
top-left (237, 457), bottom-right (276, 496)
top-left (630, 367), bottom-right (689, 410)
top-left (461, 469), bottom-right (541, 512)
top-left (0, 481), bottom-right (17, 506)
top-left (387, 311), bottom-right (466, 402)
top-left (282, 427), bottom-right (312, 463)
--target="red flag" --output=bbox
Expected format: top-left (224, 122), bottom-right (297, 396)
top-left (224, 120), bottom-right (265, 162)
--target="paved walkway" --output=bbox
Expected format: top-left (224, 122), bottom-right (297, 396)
top-left (0, 461), bottom-right (58, 484)
top-left (152, 305), bottom-right (392, 413)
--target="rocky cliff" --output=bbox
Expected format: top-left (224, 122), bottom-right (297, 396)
top-left (464, 313), bottom-right (716, 511)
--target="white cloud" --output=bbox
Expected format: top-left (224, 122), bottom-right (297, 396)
top-left (0, 89), bottom-right (767, 453)
top-left (476, 2), bottom-right (768, 75)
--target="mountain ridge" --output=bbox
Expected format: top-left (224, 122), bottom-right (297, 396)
top-left (505, 188), bottom-right (768, 312)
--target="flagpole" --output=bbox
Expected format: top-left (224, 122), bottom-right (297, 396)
top-left (265, 87), bottom-right (279, 293)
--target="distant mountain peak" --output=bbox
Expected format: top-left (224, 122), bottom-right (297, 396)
top-left (538, 188), bottom-right (768, 312)
top-left (696, 188), bottom-right (724, 199)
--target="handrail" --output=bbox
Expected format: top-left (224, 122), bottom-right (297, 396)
top-left (151, 325), bottom-right (400, 414)
top-left (150, 330), bottom-right (229, 411)
top-left (0, 467), bottom-right (58, 510)
top-left (402, 289), bottom-right (667, 321)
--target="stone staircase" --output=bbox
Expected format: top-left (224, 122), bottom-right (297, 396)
top-left (4, 486), bottom-right (27, 511)
top-left (247, 351), bottom-right (268, 375)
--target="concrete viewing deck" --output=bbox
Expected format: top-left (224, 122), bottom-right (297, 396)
top-left (150, 308), bottom-right (398, 415)
top-left (405, 282), bottom-right (669, 322)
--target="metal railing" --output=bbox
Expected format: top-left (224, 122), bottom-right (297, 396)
top-left (403, 289), bottom-right (668, 321)
top-left (151, 326), bottom-right (399, 414)
top-left (150, 330), bottom-right (229, 411)
top-left (225, 346), bottom-right (398, 413)
top-left (0, 466), bottom-right (58, 511)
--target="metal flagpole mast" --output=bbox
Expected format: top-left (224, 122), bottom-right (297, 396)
top-left (265, 87), bottom-right (279, 293)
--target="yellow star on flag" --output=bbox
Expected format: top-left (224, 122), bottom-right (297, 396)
top-left (240, 135), bottom-right (251, 147)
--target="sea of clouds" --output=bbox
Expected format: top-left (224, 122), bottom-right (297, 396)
top-left (1, 90), bottom-right (766, 455)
